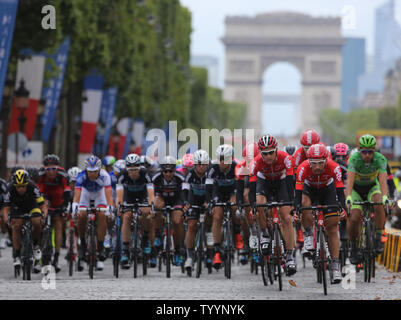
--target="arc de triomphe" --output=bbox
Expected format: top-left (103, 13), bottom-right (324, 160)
top-left (222, 12), bottom-right (344, 138)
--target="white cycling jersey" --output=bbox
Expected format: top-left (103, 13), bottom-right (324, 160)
top-left (75, 169), bottom-right (111, 208)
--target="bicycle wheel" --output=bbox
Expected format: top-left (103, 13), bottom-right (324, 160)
top-left (166, 223), bottom-right (171, 278)
top-left (260, 254), bottom-right (268, 286)
top-left (363, 221), bottom-right (374, 283)
top-left (196, 223), bottom-right (204, 278)
top-left (88, 224), bottom-right (96, 279)
top-left (42, 227), bottom-right (52, 267)
top-left (273, 226), bottom-right (283, 291)
top-left (114, 225), bottom-right (121, 278)
top-left (142, 236), bottom-right (148, 276)
top-left (68, 228), bottom-right (74, 277)
top-left (132, 220), bottom-right (139, 278)
top-left (319, 229), bottom-right (328, 295)
top-left (224, 222), bottom-right (232, 279)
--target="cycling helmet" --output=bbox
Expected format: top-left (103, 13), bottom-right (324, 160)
top-left (258, 134), bottom-right (278, 151)
top-left (26, 166), bottom-right (39, 183)
top-left (306, 144), bottom-right (329, 160)
top-left (68, 167), bottom-right (81, 182)
top-left (182, 154), bottom-right (194, 168)
top-left (300, 129), bottom-right (320, 147)
top-left (125, 153), bottom-right (141, 167)
top-left (140, 155), bottom-right (155, 168)
top-left (102, 155), bottom-right (116, 167)
top-left (10, 166), bottom-right (24, 176)
top-left (326, 146), bottom-right (337, 159)
top-left (113, 159), bottom-right (126, 173)
top-left (359, 134), bottom-right (376, 149)
top-left (193, 150), bottom-right (210, 164)
top-left (216, 144), bottom-right (234, 158)
top-left (242, 142), bottom-right (260, 159)
top-left (334, 143), bottom-right (349, 157)
top-left (43, 154), bottom-right (60, 166)
top-left (284, 145), bottom-right (296, 156)
top-left (12, 169), bottom-right (29, 186)
top-left (160, 155), bottom-right (177, 170)
top-left (84, 155), bottom-right (102, 172)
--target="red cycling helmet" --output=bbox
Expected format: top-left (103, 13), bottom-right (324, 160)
top-left (258, 134), bottom-right (278, 151)
top-left (334, 143), bottom-right (349, 157)
top-left (242, 142), bottom-right (260, 159)
top-left (300, 129), bottom-right (320, 147)
top-left (306, 144), bottom-right (329, 160)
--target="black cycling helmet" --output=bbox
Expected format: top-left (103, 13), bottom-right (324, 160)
top-left (43, 154), bottom-right (60, 166)
top-left (12, 169), bottom-right (29, 186)
top-left (284, 145), bottom-right (296, 156)
top-left (26, 166), bottom-right (39, 183)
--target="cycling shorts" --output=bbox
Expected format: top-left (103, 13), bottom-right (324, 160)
top-left (350, 181), bottom-right (381, 211)
top-left (79, 188), bottom-right (107, 208)
top-left (302, 183), bottom-right (339, 216)
top-left (10, 207), bottom-right (42, 219)
top-left (256, 177), bottom-right (291, 203)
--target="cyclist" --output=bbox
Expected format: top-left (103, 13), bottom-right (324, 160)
top-left (178, 153), bottom-right (194, 177)
top-left (345, 134), bottom-right (389, 264)
top-left (68, 167), bottom-right (82, 195)
top-left (206, 144), bottom-right (242, 269)
top-left (284, 145), bottom-right (296, 157)
top-left (26, 166), bottom-right (40, 184)
top-left (3, 170), bottom-right (48, 273)
top-left (37, 154), bottom-right (71, 273)
top-left (235, 142), bottom-right (260, 265)
top-left (140, 155), bottom-right (157, 177)
top-left (113, 159), bottom-right (126, 176)
top-left (153, 155), bottom-right (186, 266)
top-left (292, 129), bottom-right (320, 174)
top-left (333, 143), bottom-right (350, 182)
top-left (102, 155), bottom-right (116, 174)
top-left (249, 134), bottom-right (296, 275)
top-left (295, 144), bottom-right (345, 283)
top-left (182, 149), bottom-right (211, 274)
top-left (72, 155), bottom-right (114, 271)
top-left (0, 177), bottom-right (9, 249)
top-left (116, 153), bottom-right (155, 269)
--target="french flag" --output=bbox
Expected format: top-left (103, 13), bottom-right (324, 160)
top-left (78, 71), bottom-right (104, 155)
top-left (8, 55), bottom-right (45, 140)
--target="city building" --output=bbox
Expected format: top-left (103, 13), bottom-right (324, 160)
top-left (341, 37), bottom-right (365, 112)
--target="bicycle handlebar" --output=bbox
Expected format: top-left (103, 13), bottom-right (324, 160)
top-left (254, 202), bottom-right (294, 208)
top-left (297, 204), bottom-right (341, 212)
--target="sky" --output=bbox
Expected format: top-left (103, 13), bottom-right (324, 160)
top-left (181, 0), bottom-right (401, 136)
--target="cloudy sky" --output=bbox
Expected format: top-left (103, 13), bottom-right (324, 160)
top-left (181, 0), bottom-right (401, 136)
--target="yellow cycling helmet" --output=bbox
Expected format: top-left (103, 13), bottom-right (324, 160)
top-left (12, 169), bottom-right (29, 186)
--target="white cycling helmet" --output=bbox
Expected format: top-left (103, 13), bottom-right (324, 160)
top-left (160, 155), bottom-right (177, 170)
top-left (125, 153), bottom-right (141, 167)
top-left (193, 150), bottom-right (210, 164)
top-left (216, 144), bottom-right (234, 158)
top-left (113, 159), bottom-right (126, 174)
top-left (68, 167), bottom-right (81, 181)
top-left (84, 155), bottom-right (102, 172)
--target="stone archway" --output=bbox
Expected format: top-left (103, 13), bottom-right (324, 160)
top-left (222, 11), bottom-right (344, 138)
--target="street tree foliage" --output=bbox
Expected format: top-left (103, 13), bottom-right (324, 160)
top-left (8, 0), bottom-right (247, 166)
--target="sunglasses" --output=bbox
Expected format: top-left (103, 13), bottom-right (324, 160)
top-left (127, 167), bottom-right (140, 171)
top-left (361, 149), bottom-right (374, 155)
top-left (163, 170), bottom-right (174, 174)
top-left (261, 149), bottom-right (276, 156)
top-left (309, 160), bottom-right (326, 166)
top-left (15, 185), bottom-right (27, 189)
top-left (45, 167), bottom-right (57, 171)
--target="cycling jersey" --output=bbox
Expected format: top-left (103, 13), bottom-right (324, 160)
top-left (296, 159), bottom-right (344, 190)
top-left (152, 170), bottom-right (185, 204)
top-left (116, 168), bottom-right (153, 203)
top-left (75, 169), bottom-right (112, 193)
top-left (0, 178), bottom-right (8, 208)
top-left (348, 151), bottom-right (387, 187)
top-left (292, 147), bottom-right (307, 173)
top-left (182, 168), bottom-right (209, 219)
top-left (37, 167), bottom-right (71, 208)
top-left (3, 181), bottom-right (45, 217)
top-left (108, 170), bottom-right (117, 201)
top-left (75, 169), bottom-right (112, 208)
top-left (206, 162), bottom-right (237, 202)
top-left (249, 151), bottom-right (293, 182)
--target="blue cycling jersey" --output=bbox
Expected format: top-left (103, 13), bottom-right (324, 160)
top-left (75, 169), bottom-right (112, 193)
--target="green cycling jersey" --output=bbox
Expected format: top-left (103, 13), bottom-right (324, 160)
top-left (347, 151), bottom-right (387, 187)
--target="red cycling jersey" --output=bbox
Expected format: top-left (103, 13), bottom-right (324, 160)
top-left (295, 159), bottom-right (344, 191)
top-left (37, 167), bottom-right (71, 208)
top-left (249, 151), bottom-right (293, 182)
top-left (292, 147), bottom-right (307, 172)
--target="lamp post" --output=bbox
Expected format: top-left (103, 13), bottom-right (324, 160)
top-left (1, 72), bottom-right (14, 177)
top-left (14, 79), bottom-right (30, 165)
